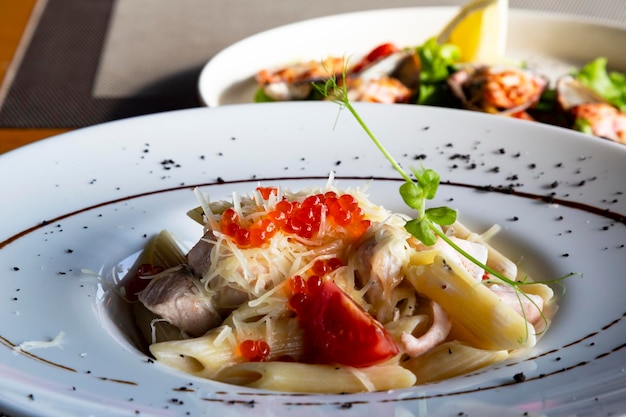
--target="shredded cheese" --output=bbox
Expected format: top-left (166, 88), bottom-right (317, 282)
top-left (214, 325), bottom-right (233, 346)
top-left (149, 318), bottom-right (170, 345)
top-left (16, 331), bottom-right (65, 351)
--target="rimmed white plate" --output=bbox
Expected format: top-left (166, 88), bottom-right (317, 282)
top-left (198, 7), bottom-right (626, 107)
top-left (0, 103), bottom-right (625, 417)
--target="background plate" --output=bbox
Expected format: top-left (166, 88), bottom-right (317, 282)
top-left (198, 7), bottom-right (626, 107)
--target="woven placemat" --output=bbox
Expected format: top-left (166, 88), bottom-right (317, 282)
top-left (0, 0), bottom-right (201, 128)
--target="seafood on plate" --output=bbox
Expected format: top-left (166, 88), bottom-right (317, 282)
top-left (345, 48), bottom-right (421, 103)
top-left (255, 43), bottom-right (422, 104)
top-left (447, 65), bottom-right (548, 119)
top-left (255, 56), bottom-right (346, 101)
top-left (253, 39), bottom-right (626, 145)
top-left (556, 75), bottom-right (626, 144)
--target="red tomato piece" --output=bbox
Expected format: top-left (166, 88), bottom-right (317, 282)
top-left (289, 277), bottom-right (399, 368)
top-left (352, 43), bottom-right (399, 73)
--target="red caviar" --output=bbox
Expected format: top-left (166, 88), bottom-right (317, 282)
top-left (311, 257), bottom-right (343, 275)
top-left (256, 186), bottom-right (278, 200)
top-left (238, 339), bottom-right (271, 362)
top-left (219, 191), bottom-right (371, 248)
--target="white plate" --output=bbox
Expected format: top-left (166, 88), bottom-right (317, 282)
top-left (0, 103), bottom-right (625, 417)
top-left (198, 7), bottom-right (626, 107)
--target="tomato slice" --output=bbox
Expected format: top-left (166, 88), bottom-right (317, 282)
top-left (352, 43), bottom-right (399, 73)
top-left (289, 276), bottom-right (399, 367)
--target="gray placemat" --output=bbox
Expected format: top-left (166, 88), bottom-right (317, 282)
top-left (0, 0), bottom-right (624, 128)
top-left (0, 0), bottom-right (201, 128)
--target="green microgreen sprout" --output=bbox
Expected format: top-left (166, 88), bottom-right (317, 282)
top-left (314, 62), bottom-right (579, 340)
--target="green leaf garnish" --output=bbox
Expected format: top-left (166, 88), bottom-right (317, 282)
top-left (573, 116), bottom-right (595, 136)
top-left (425, 207), bottom-right (457, 226)
top-left (415, 38), bottom-right (460, 106)
top-left (411, 166), bottom-right (440, 200)
top-left (405, 218), bottom-right (437, 246)
top-left (254, 87), bottom-right (276, 103)
top-left (416, 37), bottom-right (460, 85)
top-left (574, 57), bottom-right (626, 112)
top-left (399, 181), bottom-right (424, 210)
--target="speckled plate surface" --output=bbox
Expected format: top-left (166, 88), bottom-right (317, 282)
top-left (0, 103), bottom-right (625, 417)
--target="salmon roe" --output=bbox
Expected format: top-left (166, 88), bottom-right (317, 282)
top-left (238, 339), bottom-right (271, 362)
top-left (219, 188), bottom-right (371, 248)
top-left (288, 257), bottom-right (344, 309)
top-left (311, 257), bottom-right (343, 276)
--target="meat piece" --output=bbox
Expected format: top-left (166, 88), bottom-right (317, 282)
top-left (353, 224), bottom-right (411, 322)
top-left (187, 230), bottom-right (246, 296)
top-left (138, 265), bottom-right (220, 337)
top-left (212, 285), bottom-right (249, 311)
top-left (401, 301), bottom-right (451, 357)
top-left (433, 236), bottom-right (488, 282)
top-left (187, 231), bottom-right (213, 277)
top-left (488, 284), bottom-right (544, 325)
top-left (186, 230), bottom-right (267, 305)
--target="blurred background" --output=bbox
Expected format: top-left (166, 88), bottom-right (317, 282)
top-left (0, 0), bottom-right (625, 152)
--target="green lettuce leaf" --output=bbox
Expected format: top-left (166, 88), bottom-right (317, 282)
top-left (574, 57), bottom-right (626, 112)
top-left (254, 87), bottom-right (275, 103)
top-left (416, 37), bottom-right (461, 84)
top-left (415, 38), bottom-right (460, 106)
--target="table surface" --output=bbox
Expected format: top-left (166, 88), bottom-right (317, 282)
top-left (0, 0), bottom-right (69, 154)
top-left (1, 0), bottom-right (625, 155)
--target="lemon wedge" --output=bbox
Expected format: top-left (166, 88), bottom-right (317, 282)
top-left (436, 0), bottom-right (508, 64)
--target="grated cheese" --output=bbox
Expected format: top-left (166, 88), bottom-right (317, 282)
top-left (16, 331), bottom-right (65, 351)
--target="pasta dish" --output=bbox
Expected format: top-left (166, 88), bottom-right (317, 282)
top-left (118, 179), bottom-right (556, 393)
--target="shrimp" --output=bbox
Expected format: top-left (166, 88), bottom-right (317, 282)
top-left (400, 301), bottom-right (451, 357)
top-left (571, 102), bottom-right (626, 144)
top-left (481, 67), bottom-right (547, 110)
top-left (256, 57), bottom-right (345, 101)
top-left (448, 65), bottom-right (548, 115)
top-left (346, 76), bottom-right (413, 103)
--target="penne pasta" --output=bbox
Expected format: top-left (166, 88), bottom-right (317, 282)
top-left (214, 361), bottom-right (417, 393)
top-left (445, 221), bottom-right (518, 280)
top-left (150, 316), bottom-right (306, 379)
top-left (132, 302), bottom-right (182, 345)
top-left (407, 255), bottom-right (536, 350)
top-left (403, 341), bottom-right (508, 384)
top-left (140, 229), bottom-right (188, 269)
top-left (224, 313), bottom-right (305, 362)
top-left (150, 326), bottom-right (239, 378)
top-left (446, 317), bottom-right (492, 348)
